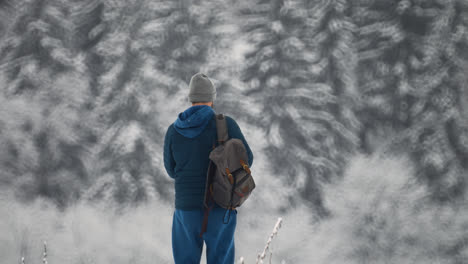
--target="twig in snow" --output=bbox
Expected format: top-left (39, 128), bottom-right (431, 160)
top-left (256, 217), bottom-right (283, 264)
top-left (43, 241), bottom-right (48, 264)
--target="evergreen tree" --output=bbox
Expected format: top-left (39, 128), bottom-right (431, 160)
top-left (237, 0), bottom-right (360, 214)
top-left (83, 0), bottom-right (219, 205)
top-left (200, 0), bottom-right (257, 120)
top-left (0, 0), bottom-right (97, 207)
top-left (353, 0), bottom-right (468, 202)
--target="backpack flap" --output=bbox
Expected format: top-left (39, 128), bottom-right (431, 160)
top-left (204, 113), bottom-right (256, 210)
top-left (209, 139), bottom-right (255, 208)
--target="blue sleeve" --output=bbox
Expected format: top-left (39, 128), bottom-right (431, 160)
top-left (163, 125), bottom-right (176, 179)
top-left (226, 116), bottom-right (254, 167)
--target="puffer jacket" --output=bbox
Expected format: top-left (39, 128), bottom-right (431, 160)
top-left (163, 105), bottom-right (253, 210)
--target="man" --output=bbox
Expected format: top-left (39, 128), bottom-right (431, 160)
top-left (163, 72), bottom-right (254, 264)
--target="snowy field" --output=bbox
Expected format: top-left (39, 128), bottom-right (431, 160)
top-left (2, 151), bottom-right (468, 263)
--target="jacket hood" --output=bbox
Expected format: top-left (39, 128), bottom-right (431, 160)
top-left (173, 105), bottom-right (215, 138)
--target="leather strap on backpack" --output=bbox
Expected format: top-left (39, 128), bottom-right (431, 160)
top-left (215, 113), bottom-right (228, 144)
top-left (200, 193), bottom-right (213, 237)
top-left (199, 113), bottom-right (230, 238)
top-left (200, 161), bottom-right (215, 238)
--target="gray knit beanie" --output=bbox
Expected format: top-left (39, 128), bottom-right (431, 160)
top-left (188, 72), bottom-right (216, 102)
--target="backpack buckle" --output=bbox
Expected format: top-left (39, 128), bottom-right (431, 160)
top-left (240, 160), bottom-right (251, 174)
top-left (225, 168), bottom-right (234, 185)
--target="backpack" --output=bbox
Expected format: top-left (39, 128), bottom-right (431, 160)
top-left (199, 113), bottom-right (256, 237)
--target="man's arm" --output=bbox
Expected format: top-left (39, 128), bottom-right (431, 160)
top-left (163, 125), bottom-right (176, 179)
top-left (226, 116), bottom-right (254, 167)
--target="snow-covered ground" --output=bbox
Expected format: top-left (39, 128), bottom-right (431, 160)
top-left (2, 150), bottom-right (467, 263)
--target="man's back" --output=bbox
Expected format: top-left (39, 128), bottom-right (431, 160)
top-left (164, 106), bottom-right (253, 210)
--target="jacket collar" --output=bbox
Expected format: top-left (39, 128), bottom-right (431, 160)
top-left (173, 105), bottom-right (214, 138)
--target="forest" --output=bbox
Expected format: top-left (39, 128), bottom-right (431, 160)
top-left (1, 0), bottom-right (468, 263)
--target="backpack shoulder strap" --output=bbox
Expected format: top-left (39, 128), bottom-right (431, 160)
top-left (215, 113), bottom-right (229, 144)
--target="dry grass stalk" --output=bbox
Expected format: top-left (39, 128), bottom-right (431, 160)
top-left (42, 241), bottom-right (48, 264)
top-left (256, 217), bottom-right (283, 264)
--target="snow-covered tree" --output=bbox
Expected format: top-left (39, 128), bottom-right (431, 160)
top-left (83, 0), bottom-right (220, 205)
top-left (236, 0), bottom-right (360, 214)
top-left (0, 0), bottom-right (98, 207)
top-left (353, 0), bottom-right (468, 202)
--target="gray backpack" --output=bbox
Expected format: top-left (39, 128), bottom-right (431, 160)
top-left (199, 113), bottom-right (255, 236)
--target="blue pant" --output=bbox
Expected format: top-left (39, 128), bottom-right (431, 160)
top-left (172, 207), bottom-right (237, 264)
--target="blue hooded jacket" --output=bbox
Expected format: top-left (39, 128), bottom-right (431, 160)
top-left (173, 105), bottom-right (214, 138)
top-left (163, 105), bottom-right (254, 210)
